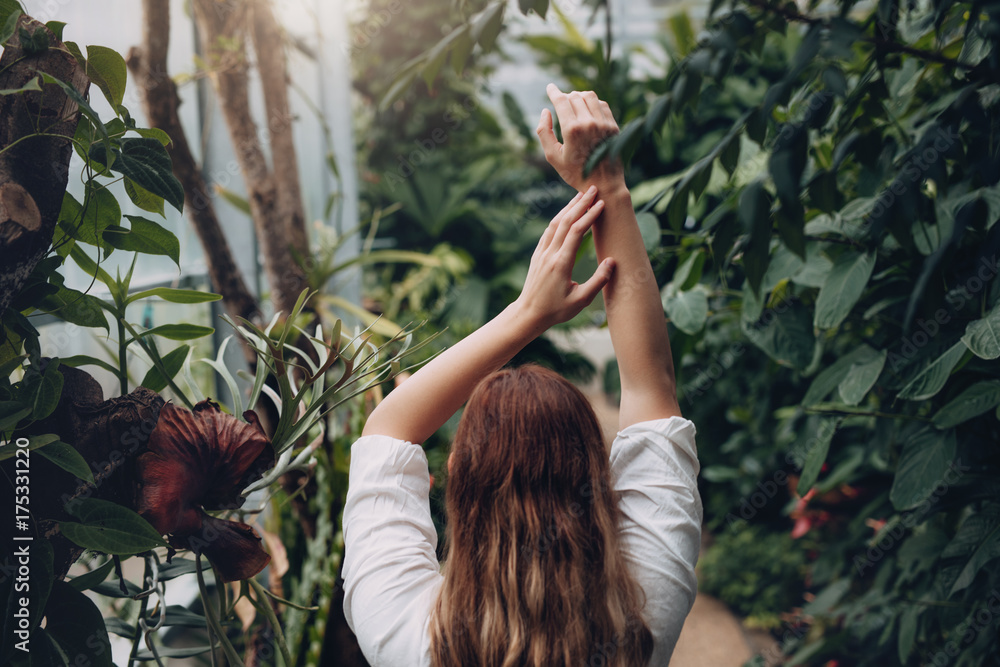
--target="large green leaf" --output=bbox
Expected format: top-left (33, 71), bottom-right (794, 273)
top-left (890, 428), bottom-right (957, 511)
top-left (85, 44), bottom-right (126, 109)
top-left (796, 417), bottom-right (838, 492)
top-left (946, 508), bottom-right (1000, 595)
top-left (803, 344), bottom-right (879, 405)
top-left (104, 215), bottom-right (180, 267)
top-left (36, 440), bottom-right (96, 485)
top-left (897, 341), bottom-right (967, 401)
top-left (58, 187), bottom-right (120, 252)
top-left (140, 344), bottom-right (190, 393)
top-left (136, 323), bottom-right (214, 341)
top-left (636, 212), bottom-right (662, 252)
top-left (961, 302), bottom-right (1000, 360)
top-left (124, 177), bottom-right (165, 216)
top-left (39, 286), bottom-right (109, 330)
top-left (739, 180), bottom-right (772, 297)
top-left (0, 433), bottom-right (56, 461)
top-left (662, 283), bottom-right (709, 335)
top-left (838, 348), bottom-right (886, 405)
top-left (814, 250), bottom-right (876, 329)
top-left (60, 498), bottom-right (167, 555)
top-left (742, 301), bottom-right (816, 370)
top-left (90, 138), bottom-right (184, 212)
top-left (932, 380), bottom-right (1000, 429)
top-left (43, 581), bottom-right (113, 667)
top-left (127, 287), bottom-right (221, 305)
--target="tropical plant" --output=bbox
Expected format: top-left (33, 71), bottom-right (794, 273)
top-left (387, 0), bottom-right (1000, 663)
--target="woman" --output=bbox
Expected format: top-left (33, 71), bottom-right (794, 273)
top-left (342, 86), bottom-right (702, 667)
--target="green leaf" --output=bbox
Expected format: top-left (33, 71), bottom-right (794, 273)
top-left (124, 177), bottom-right (165, 216)
top-left (39, 72), bottom-right (113, 170)
top-left (58, 187), bottom-right (121, 252)
top-left (838, 348), bottom-right (886, 406)
top-left (0, 3), bottom-right (22, 45)
top-left (742, 301), bottom-right (816, 370)
top-left (137, 323), bottom-right (214, 341)
top-left (666, 183), bottom-right (689, 231)
top-left (932, 381), bottom-right (1000, 429)
top-left (128, 287), bottom-right (222, 305)
top-left (39, 286), bottom-right (109, 330)
top-left (44, 20), bottom-right (65, 41)
top-left (132, 126), bottom-right (172, 146)
top-left (898, 605), bottom-right (919, 664)
top-left (0, 433), bottom-right (56, 461)
top-left (814, 251), bottom-right (876, 329)
top-left (635, 212), bottom-right (661, 252)
top-left (104, 215), bottom-right (180, 267)
top-left (60, 354), bottom-right (118, 376)
top-left (674, 250), bottom-right (706, 291)
top-left (769, 123), bottom-right (807, 204)
top-left (90, 138), bottom-right (184, 212)
top-left (140, 344), bottom-right (190, 393)
top-left (68, 559), bottom-right (115, 592)
top-left (25, 361), bottom-right (64, 421)
top-left (797, 417), bottom-right (837, 492)
top-left (739, 180), bottom-right (772, 297)
top-left (61, 498), bottom-right (167, 555)
top-left (662, 283), bottom-right (709, 335)
top-left (0, 76), bottom-right (40, 95)
top-left (136, 645), bottom-right (220, 660)
top-left (898, 341), bottom-right (967, 401)
top-left (44, 581), bottom-right (113, 667)
top-left (890, 428), bottom-right (957, 510)
top-left (961, 302), bottom-right (1000, 360)
top-left (471, 3), bottom-right (505, 52)
top-left (36, 441), bottom-right (95, 485)
top-left (85, 44), bottom-right (126, 108)
top-left (947, 511), bottom-right (1000, 595)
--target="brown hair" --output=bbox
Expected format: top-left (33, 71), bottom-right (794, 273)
top-left (429, 364), bottom-right (653, 667)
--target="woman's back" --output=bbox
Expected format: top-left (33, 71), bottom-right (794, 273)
top-left (342, 86), bottom-right (701, 666)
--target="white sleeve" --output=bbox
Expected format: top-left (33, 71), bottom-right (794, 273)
top-left (341, 434), bottom-right (442, 667)
top-left (609, 416), bottom-right (702, 666)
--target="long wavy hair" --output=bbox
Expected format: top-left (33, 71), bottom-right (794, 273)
top-left (428, 364), bottom-right (653, 667)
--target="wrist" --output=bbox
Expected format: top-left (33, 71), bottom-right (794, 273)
top-left (506, 298), bottom-right (553, 340)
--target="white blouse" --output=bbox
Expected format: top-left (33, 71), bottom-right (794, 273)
top-left (342, 416), bottom-right (702, 667)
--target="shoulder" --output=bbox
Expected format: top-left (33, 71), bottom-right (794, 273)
top-left (611, 415), bottom-right (698, 474)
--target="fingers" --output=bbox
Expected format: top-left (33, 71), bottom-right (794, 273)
top-left (546, 83), bottom-right (575, 122)
top-left (562, 198), bottom-right (605, 250)
top-left (536, 190), bottom-right (585, 255)
top-left (580, 90), bottom-right (603, 119)
top-left (549, 186), bottom-right (598, 250)
top-left (536, 108), bottom-right (560, 159)
top-left (567, 90), bottom-right (590, 118)
top-left (598, 100), bottom-right (617, 127)
top-left (576, 257), bottom-right (616, 305)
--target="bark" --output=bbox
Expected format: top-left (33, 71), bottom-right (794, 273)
top-left (248, 0), bottom-right (309, 262)
top-left (126, 0), bottom-right (262, 369)
top-left (0, 16), bottom-right (88, 315)
top-left (0, 365), bottom-right (165, 581)
top-left (190, 0), bottom-right (309, 318)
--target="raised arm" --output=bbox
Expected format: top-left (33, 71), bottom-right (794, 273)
top-left (537, 85), bottom-right (681, 428)
top-left (362, 188), bottom-right (615, 442)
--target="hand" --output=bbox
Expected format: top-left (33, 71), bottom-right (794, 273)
top-left (537, 84), bottom-right (625, 194)
top-left (514, 186), bottom-right (615, 328)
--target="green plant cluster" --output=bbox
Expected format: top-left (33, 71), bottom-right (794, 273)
top-left (698, 524), bottom-right (809, 629)
top-left (389, 0), bottom-right (1000, 663)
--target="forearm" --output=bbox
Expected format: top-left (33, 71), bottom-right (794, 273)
top-left (592, 182), bottom-right (680, 426)
top-left (362, 303), bottom-right (543, 443)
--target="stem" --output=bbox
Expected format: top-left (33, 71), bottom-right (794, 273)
top-left (117, 314), bottom-right (128, 396)
top-left (126, 559), bottom-right (153, 667)
top-left (248, 579), bottom-right (292, 667)
top-left (195, 556), bottom-right (246, 667)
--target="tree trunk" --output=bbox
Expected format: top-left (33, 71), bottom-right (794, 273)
top-left (0, 16), bottom-right (88, 315)
top-left (190, 0), bottom-right (310, 318)
top-left (126, 0), bottom-right (262, 372)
